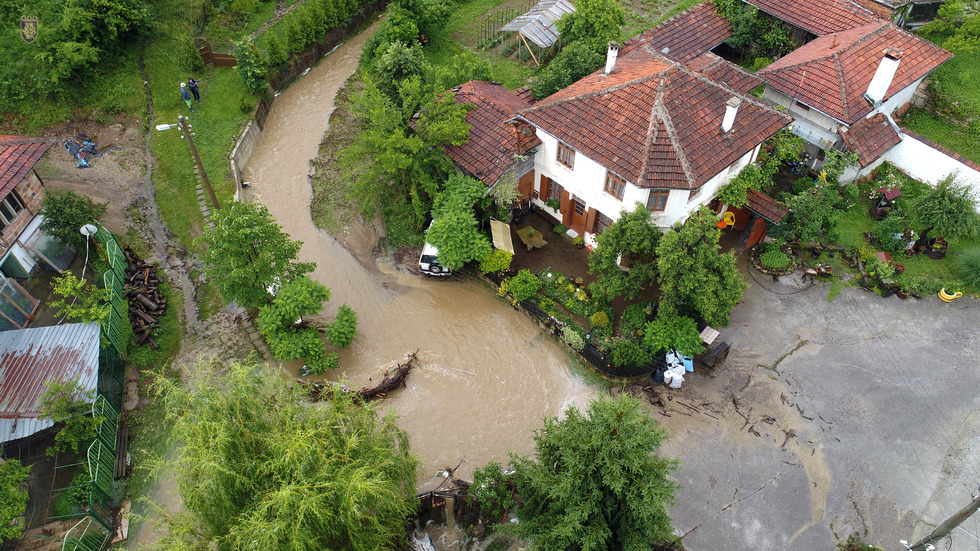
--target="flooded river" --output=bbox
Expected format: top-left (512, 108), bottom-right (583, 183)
top-left (241, 25), bottom-right (598, 488)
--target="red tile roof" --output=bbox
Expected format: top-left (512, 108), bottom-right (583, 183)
top-left (0, 135), bottom-right (54, 199)
top-left (748, 0), bottom-right (877, 35)
top-left (839, 113), bottom-right (902, 166)
top-left (520, 46), bottom-right (791, 190)
top-left (622, 1), bottom-right (732, 61)
top-left (444, 81), bottom-right (539, 186)
top-left (759, 22), bottom-right (952, 123)
top-left (746, 188), bottom-right (789, 223)
top-left (687, 52), bottom-right (764, 94)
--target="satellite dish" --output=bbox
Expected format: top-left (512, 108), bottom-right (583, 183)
top-left (80, 224), bottom-right (98, 236)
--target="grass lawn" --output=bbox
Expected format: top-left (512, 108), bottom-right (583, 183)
top-left (904, 31), bottom-right (980, 164)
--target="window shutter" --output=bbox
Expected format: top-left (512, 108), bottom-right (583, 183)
top-left (560, 189), bottom-right (571, 225)
top-left (584, 207), bottom-right (596, 236)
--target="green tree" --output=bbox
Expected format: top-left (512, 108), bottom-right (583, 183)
top-left (530, 41), bottom-right (605, 100)
top-left (657, 207), bottom-right (748, 327)
top-left (426, 174), bottom-right (492, 270)
top-left (39, 377), bottom-right (104, 456)
top-left (233, 39), bottom-right (269, 94)
top-left (341, 76), bottom-right (472, 231)
top-left (908, 172), bottom-right (980, 245)
top-left (920, 0), bottom-right (980, 53)
top-left (472, 461), bottom-right (515, 524)
top-left (148, 359), bottom-right (418, 550)
top-left (326, 305), bottom-right (358, 348)
top-left (49, 273), bottom-right (110, 325)
top-left (428, 51), bottom-right (493, 91)
top-left (198, 201), bottom-right (315, 310)
top-left (644, 312), bottom-right (706, 357)
top-left (717, 129), bottom-right (805, 207)
top-left (781, 171), bottom-right (847, 242)
top-left (39, 191), bottom-right (107, 250)
top-left (266, 33), bottom-right (288, 69)
top-left (0, 459), bottom-right (30, 542)
top-left (588, 202), bottom-right (662, 301)
top-left (510, 394), bottom-right (679, 550)
top-left (360, 4), bottom-right (420, 64)
top-left (556, 0), bottom-right (626, 53)
top-left (257, 276), bottom-right (342, 373)
top-left (375, 40), bottom-right (428, 100)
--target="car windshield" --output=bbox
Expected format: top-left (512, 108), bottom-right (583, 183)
top-left (421, 254), bottom-right (439, 264)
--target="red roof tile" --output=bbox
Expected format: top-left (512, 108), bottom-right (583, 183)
top-left (759, 22), bottom-right (951, 123)
top-left (839, 113), bottom-right (902, 166)
top-left (520, 46), bottom-right (792, 190)
top-left (748, 0), bottom-right (877, 35)
top-left (687, 52), bottom-right (764, 94)
top-left (444, 81), bottom-right (539, 186)
top-left (622, 1), bottom-right (732, 62)
top-left (746, 188), bottom-right (789, 223)
top-left (0, 135), bottom-right (54, 199)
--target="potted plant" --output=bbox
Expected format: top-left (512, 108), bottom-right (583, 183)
top-left (573, 236), bottom-right (585, 249)
top-left (553, 224), bottom-right (567, 234)
top-left (545, 198), bottom-right (561, 210)
top-left (526, 227), bottom-right (535, 237)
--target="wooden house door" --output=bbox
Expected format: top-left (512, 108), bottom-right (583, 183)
top-left (568, 195), bottom-right (587, 235)
top-left (517, 171), bottom-right (535, 200)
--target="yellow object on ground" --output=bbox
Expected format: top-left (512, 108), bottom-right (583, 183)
top-left (939, 288), bottom-right (962, 302)
top-left (490, 219), bottom-right (515, 254)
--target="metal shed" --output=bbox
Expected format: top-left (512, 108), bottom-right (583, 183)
top-left (500, 0), bottom-right (576, 65)
top-left (0, 322), bottom-right (101, 445)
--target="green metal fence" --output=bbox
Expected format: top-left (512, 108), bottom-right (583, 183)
top-left (61, 516), bottom-right (110, 551)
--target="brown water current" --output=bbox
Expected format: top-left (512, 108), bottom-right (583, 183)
top-left (242, 25), bottom-right (598, 489)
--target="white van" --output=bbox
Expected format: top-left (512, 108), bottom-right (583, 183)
top-left (419, 222), bottom-right (450, 276)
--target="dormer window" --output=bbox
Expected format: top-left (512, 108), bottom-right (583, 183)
top-left (557, 142), bottom-right (575, 169)
top-left (604, 172), bottom-right (626, 200)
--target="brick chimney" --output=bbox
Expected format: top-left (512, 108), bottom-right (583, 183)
top-left (603, 42), bottom-right (620, 75)
top-left (721, 97), bottom-right (741, 133)
top-left (864, 48), bottom-right (903, 107)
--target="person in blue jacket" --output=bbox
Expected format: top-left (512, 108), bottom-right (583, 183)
top-left (188, 77), bottom-right (202, 102)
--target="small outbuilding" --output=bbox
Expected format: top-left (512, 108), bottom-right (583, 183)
top-left (500, 0), bottom-right (576, 66)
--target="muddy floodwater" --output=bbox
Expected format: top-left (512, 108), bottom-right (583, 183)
top-left (242, 24), bottom-right (598, 488)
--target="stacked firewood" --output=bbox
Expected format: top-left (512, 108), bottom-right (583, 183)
top-left (123, 246), bottom-right (166, 349)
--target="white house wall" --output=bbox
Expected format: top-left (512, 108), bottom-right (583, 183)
top-left (531, 128), bottom-right (760, 244)
top-left (885, 133), bottom-right (980, 204)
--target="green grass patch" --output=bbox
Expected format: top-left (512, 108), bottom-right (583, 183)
top-left (901, 108), bottom-right (979, 165)
top-left (919, 31), bottom-right (980, 115)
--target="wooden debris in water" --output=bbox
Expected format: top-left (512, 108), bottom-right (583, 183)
top-left (299, 349), bottom-right (419, 402)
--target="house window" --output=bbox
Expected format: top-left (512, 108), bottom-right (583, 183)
top-left (593, 211), bottom-right (613, 235)
top-left (557, 142), bottom-right (575, 169)
top-left (647, 189), bottom-right (669, 211)
top-left (604, 172), bottom-right (626, 200)
top-left (688, 186), bottom-right (703, 202)
top-left (0, 192), bottom-right (26, 234)
top-left (545, 179), bottom-right (564, 204)
top-left (573, 197), bottom-right (586, 216)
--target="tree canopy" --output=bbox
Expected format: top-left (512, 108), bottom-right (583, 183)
top-left (657, 207), bottom-right (748, 327)
top-left (426, 174), bottom-right (492, 269)
top-left (0, 459), bottom-right (30, 542)
top-left (39, 191), bottom-right (108, 250)
top-left (588, 202), bottom-right (661, 301)
top-left (530, 41), bottom-right (605, 100)
top-left (148, 359), bottom-right (419, 551)
top-left (556, 0), bottom-right (626, 53)
top-left (257, 276), bottom-right (352, 373)
top-left (199, 201), bottom-right (315, 310)
top-left (920, 0), bottom-right (980, 53)
top-left (510, 394), bottom-right (678, 550)
top-left (908, 172), bottom-right (980, 240)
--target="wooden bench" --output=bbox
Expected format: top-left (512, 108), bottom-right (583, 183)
top-left (699, 341), bottom-right (730, 369)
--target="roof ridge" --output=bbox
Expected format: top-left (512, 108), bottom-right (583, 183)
top-left (523, 70), bottom-right (668, 113)
top-left (833, 55), bottom-right (850, 121)
top-left (656, 76), bottom-right (696, 187)
top-left (759, 21), bottom-right (887, 75)
top-left (636, 79), bottom-right (666, 185)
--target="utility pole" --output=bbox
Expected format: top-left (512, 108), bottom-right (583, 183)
top-left (178, 115), bottom-right (221, 211)
top-left (906, 489), bottom-right (980, 551)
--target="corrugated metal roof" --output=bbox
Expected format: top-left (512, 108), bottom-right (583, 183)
top-left (500, 0), bottom-right (576, 48)
top-left (0, 323), bottom-right (100, 444)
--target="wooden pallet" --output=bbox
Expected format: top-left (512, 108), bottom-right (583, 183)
top-left (114, 427), bottom-right (130, 480)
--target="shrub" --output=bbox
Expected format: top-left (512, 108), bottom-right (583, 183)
top-left (608, 339), bottom-right (652, 367)
top-left (590, 311), bottom-right (609, 328)
top-left (508, 270), bottom-right (541, 301)
top-left (479, 249), bottom-right (513, 274)
top-left (759, 250), bottom-right (791, 270)
top-left (871, 213), bottom-right (907, 254)
top-left (326, 305), bottom-right (358, 348)
top-left (620, 302), bottom-right (654, 336)
top-left (841, 183), bottom-right (860, 205)
top-left (560, 326), bottom-right (585, 351)
top-left (473, 461), bottom-right (515, 524)
top-left (792, 176), bottom-right (815, 194)
top-left (955, 247), bottom-right (980, 289)
top-left (643, 312), bottom-right (706, 357)
top-left (553, 224), bottom-right (567, 234)
top-left (750, 57), bottom-right (773, 71)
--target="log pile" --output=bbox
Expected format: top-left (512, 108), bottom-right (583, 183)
top-left (123, 246), bottom-right (167, 349)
